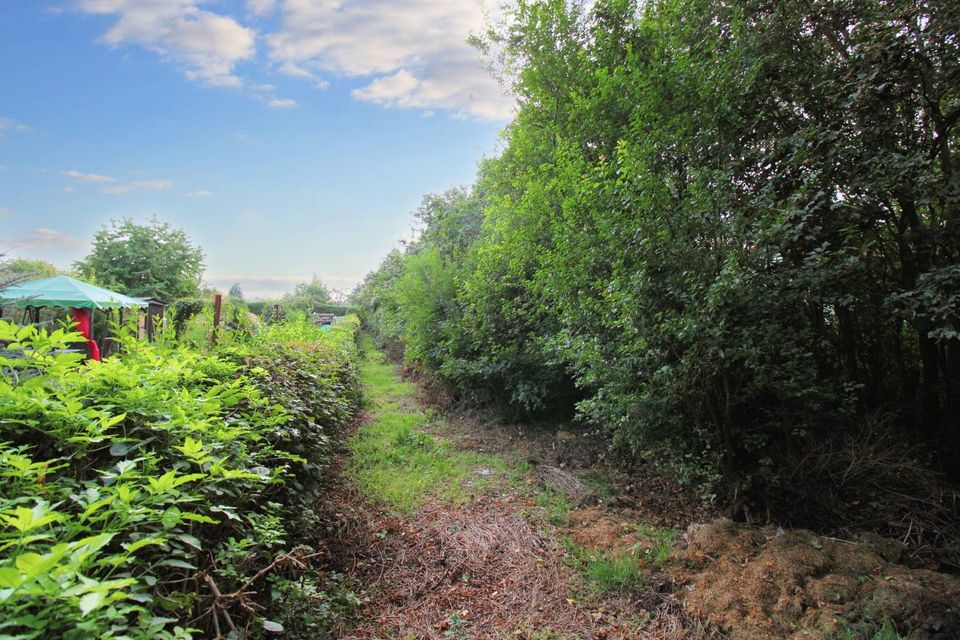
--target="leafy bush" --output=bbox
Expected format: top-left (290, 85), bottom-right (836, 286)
top-left (0, 315), bottom-right (360, 638)
top-left (355, 0), bottom-right (960, 513)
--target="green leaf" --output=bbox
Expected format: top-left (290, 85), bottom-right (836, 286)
top-left (0, 567), bottom-right (23, 589)
top-left (175, 534), bottom-right (202, 550)
top-left (79, 591), bottom-right (106, 616)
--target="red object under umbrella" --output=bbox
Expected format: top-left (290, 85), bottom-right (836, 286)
top-left (0, 276), bottom-right (148, 361)
top-left (70, 307), bottom-right (101, 361)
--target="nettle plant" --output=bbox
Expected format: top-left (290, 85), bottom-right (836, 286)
top-left (0, 318), bottom-right (361, 639)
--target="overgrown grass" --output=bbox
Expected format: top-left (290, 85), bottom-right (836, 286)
top-left (348, 339), bottom-right (512, 513)
top-left (564, 541), bottom-right (646, 594)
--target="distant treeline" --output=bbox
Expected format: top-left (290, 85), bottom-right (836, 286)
top-left (355, 0), bottom-right (960, 514)
top-left (247, 301), bottom-right (356, 317)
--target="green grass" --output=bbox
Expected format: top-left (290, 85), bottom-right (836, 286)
top-left (634, 524), bottom-right (680, 567)
top-left (580, 469), bottom-right (615, 503)
top-left (347, 339), bottom-right (512, 513)
top-left (533, 489), bottom-right (575, 526)
top-left (838, 619), bottom-right (904, 640)
top-left (564, 540), bottom-right (646, 594)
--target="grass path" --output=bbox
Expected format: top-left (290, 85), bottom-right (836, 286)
top-left (347, 336), bottom-right (515, 513)
top-left (329, 338), bottom-right (939, 640)
top-left (336, 337), bottom-right (660, 639)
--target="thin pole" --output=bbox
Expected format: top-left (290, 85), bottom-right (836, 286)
top-left (212, 294), bottom-right (222, 345)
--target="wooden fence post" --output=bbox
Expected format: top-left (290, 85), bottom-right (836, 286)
top-left (212, 294), bottom-right (222, 345)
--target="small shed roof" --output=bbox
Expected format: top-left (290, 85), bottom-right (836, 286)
top-left (0, 275), bottom-right (148, 310)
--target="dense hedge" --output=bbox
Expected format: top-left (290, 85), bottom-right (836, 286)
top-left (0, 315), bottom-right (360, 639)
top-left (356, 0), bottom-right (960, 511)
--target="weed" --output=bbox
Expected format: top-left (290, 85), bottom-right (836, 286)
top-left (444, 611), bottom-right (470, 639)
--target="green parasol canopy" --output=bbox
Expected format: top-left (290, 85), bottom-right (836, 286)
top-left (0, 275), bottom-right (148, 310)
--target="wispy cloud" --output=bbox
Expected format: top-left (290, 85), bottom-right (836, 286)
top-left (266, 0), bottom-right (512, 120)
top-left (185, 189), bottom-right (212, 197)
top-left (63, 168), bottom-right (175, 195)
top-left (2, 227), bottom-right (84, 252)
top-left (0, 206), bottom-right (14, 217)
top-left (101, 185), bottom-right (136, 195)
top-left (267, 97), bottom-right (298, 109)
top-left (0, 117), bottom-right (30, 138)
top-left (64, 169), bottom-right (116, 183)
top-left (133, 179), bottom-right (173, 190)
top-left (77, 0), bottom-right (256, 88)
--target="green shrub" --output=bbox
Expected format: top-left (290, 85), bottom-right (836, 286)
top-left (0, 316), bottom-right (361, 638)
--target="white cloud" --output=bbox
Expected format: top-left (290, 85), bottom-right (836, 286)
top-left (77, 0), bottom-right (256, 88)
top-left (266, 0), bottom-right (513, 120)
top-left (101, 185), bottom-right (136, 195)
top-left (0, 117), bottom-right (30, 138)
top-left (3, 228), bottom-right (84, 252)
top-left (0, 165), bottom-right (7, 171)
top-left (133, 179), bottom-right (173, 189)
top-left (0, 206), bottom-right (13, 217)
top-left (64, 169), bottom-right (116, 183)
top-left (185, 189), bottom-right (212, 197)
top-left (277, 61), bottom-right (316, 79)
top-left (64, 186), bottom-right (76, 192)
top-left (247, 0), bottom-right (277, 16)
top-left (267, 97), bottom-right (298, 109)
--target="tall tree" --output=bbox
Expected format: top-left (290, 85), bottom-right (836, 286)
top-left (228, 283), bottom-right (245, 301)
top-left (75, 217), bottom-right (205, 302)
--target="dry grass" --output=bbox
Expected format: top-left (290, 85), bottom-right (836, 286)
top-left (334, 492), bottom-right (713, 640)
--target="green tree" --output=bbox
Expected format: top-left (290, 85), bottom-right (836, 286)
top-left (228, 282), bottom-right (245, 301)
top-left (0, 257), bottom-right (59, 281)
top-left (75, 217), bottom-right (205, 302)
top-left (282, 277), bottom-right (332, 315)
top-left (359, 0), bottom-right (960, 510)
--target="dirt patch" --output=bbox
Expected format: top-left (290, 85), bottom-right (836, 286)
top-left (427, 409), bottom-right (716, 529)
top-left (323, 485), bottom-right (718, 640)
top-left (669, 519), bottom-right (960, 640)
top-left (567, 508), bottom-right (653, 557)
top-left (341, 494), bottom-right (621, 638)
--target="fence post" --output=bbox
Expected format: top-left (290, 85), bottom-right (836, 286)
top-left (212, 294), bottom-right (222, 345)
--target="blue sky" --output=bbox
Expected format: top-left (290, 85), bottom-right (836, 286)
top-left (0, 0), bottom-right (511, 298)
